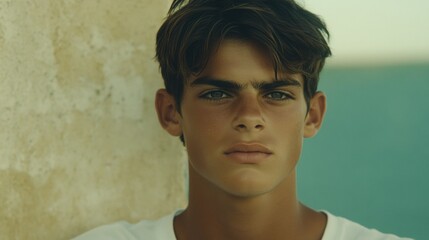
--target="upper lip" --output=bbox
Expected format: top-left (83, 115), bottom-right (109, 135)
top-left (224, 143), bottom-right (273, 154)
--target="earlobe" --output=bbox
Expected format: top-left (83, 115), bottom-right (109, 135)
top-left (155, 89), bottom-right (182, 136)
top-left (304, 91), bottom-right (327, 138)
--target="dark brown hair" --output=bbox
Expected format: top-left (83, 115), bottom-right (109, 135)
top-left (156, 0), bottom-right (331, 110)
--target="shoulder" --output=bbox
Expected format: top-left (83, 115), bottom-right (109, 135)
top-left (321, 211), bottom-right (413, 240)
top-left (72, 211), bottom-right (179, 240)
top-left (71, 221), bottom-right (138, 240)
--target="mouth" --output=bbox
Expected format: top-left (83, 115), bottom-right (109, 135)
top-left (224, 143), bottom-right (273, 163)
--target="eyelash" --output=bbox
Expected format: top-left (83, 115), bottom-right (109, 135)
top-left (265, 91), bottom-right (294, 100)
top-left (200, 90), bottom-right (231, 100)
top-left (199, 90), bottom-right (294, 101)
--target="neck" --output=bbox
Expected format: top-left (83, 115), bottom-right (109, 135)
top-left (174, 167), bottom-right (325, 240)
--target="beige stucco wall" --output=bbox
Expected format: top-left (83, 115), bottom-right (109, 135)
top-left (0, 0), bottom-right (187, 239)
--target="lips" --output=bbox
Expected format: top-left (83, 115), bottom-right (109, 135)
top-left (224, 143), bottom-right (273, 163)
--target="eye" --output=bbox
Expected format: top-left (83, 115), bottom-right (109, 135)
top-left (264, 91), bottom-right (293, 100)
top-left (200, 90), bottom-right (231, 100)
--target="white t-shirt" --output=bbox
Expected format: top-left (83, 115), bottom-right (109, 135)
top-left (72, 210), bottom-right (413, 240)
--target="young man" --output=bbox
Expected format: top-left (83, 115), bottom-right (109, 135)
top-left (74, 0), bottom-right (412, 239)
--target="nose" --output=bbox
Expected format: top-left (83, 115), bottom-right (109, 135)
top-left (232, 94), bottom-right (265, 132)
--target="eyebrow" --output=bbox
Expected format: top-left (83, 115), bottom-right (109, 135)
top-left (190, 76), bottom-right (301, 91)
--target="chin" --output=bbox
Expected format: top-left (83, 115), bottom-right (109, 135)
top-left (221, 185), bottom-right (276, 199)
top-left (217, 171), bottom-right (280, 198)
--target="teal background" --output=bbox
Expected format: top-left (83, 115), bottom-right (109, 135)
top-left (298, 63), bottom-right (429, 240)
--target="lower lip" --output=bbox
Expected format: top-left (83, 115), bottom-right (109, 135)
top-left (225, 152), bottom-right (271, 164)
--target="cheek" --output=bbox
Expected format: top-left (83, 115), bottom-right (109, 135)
top-left (183, 106), bottom-right (226, 139)
top-left (180, 106), bottom-right (228, 174)
top-left (269, 105), bottom-right (306, 164)
top-left (269, 103), bottom-right (306, 133)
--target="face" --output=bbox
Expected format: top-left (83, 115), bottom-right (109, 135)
top-left (161, 39), bottom-right (324, 198)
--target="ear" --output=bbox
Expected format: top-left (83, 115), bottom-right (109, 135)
top-left (304, 91), bottom-right (327, 138)
top-left (155, 89), bottom-right (182, 137)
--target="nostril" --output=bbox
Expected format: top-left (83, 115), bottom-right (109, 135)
top-left (234, 123), bottom-right (264, 131)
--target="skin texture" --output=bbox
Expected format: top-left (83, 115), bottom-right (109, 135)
top-left (155, 39), bottom-right (327, 240)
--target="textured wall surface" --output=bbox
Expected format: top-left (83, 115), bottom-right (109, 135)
top-left (0, 0), bottom-right (187, 239)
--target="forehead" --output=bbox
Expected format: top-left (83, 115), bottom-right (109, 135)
top-left (188, 39), bottom-right (303, 85)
